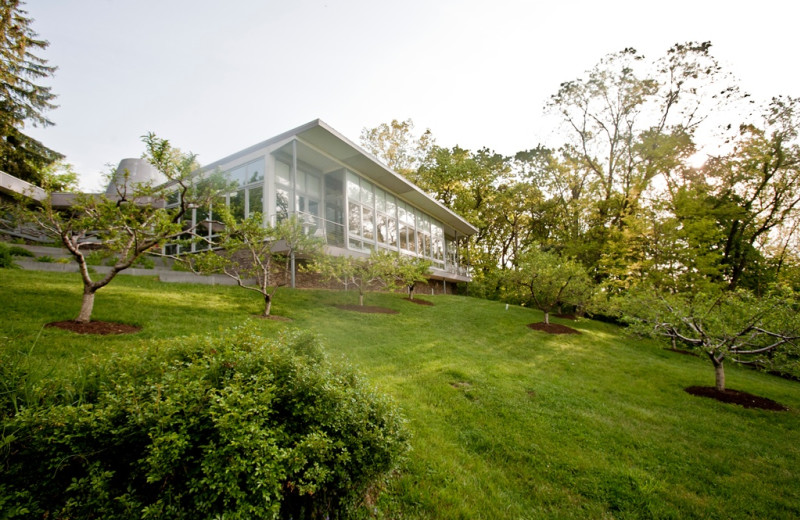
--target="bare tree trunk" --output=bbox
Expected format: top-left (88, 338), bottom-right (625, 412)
top-left (76, 290), bottom-right (95, 323)
top-left (714, 359), bottom-right (725, 392)
top-left (544, 311), bottom-right (550, 325)
top-left (262, 293), bottom-right (272, 317)
top-left (359, 291), bottom-right (364, 306)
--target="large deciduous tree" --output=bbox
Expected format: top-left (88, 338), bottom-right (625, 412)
top-left (0, 0), bottom-right (62, 185)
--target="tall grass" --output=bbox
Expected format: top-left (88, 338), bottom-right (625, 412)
top-left (3, 270), bottom-right (800, 518)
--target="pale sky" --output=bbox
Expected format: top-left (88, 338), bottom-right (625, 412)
top-left (24, 0), bottom-right (800, 191)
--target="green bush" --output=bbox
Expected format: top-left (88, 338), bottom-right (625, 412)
top-left (0, 243), bottom-right (17, 268)
top-left (0, 326), bottom-right (408, 519)
top-left (35, 255), bottom-right (55, 263)
top-left (7, 245), bottom-right (34, 258)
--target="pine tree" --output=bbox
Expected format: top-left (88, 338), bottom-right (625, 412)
top-left (0, 0), bottom-right (61, 185)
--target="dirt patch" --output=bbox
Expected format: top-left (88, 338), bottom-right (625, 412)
top-left (527, 322), bottom-right (580, 334)
top-left (685, 386), bottom-right (788, 411)
top-left (46, 320), bottom-right (142, 335)
top-left (336, 304), bottom-right (398, 314)
top-left (404, 297), bottom-right (434, 306)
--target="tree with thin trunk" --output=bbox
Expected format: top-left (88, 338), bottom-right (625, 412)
top-left (396, 255), bottom-right (431, 300)
top-left (12, 133), bottom-right (229, 323)
top-left (509, 247), bottom-right (592, 324)
top-left (311, 250), bottom-right (402, 307)
top-left (621, 288), bottom-right (800, 391)
top-left (178, 213), bottom-right (323, 317)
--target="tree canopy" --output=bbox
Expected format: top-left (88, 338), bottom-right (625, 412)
top-left (0, 0), bottom-right (61, 185)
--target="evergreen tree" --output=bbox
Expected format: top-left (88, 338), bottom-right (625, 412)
top-left (0, 0), bottom-right (62, 185)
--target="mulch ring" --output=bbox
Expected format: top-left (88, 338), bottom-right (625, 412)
top-left (527, 322), bottom-right (580, 334)
top-left (685, 386), bottom-right (788, 411)
top-left (403, 297), bottom-right (434, 306)
top-left (46, 320), bottom-right (142, 335)
top-left (336, 304), bottom-right (398, 314)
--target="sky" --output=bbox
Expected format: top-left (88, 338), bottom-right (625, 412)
top-left (23, 0), bottom-right (800, 191)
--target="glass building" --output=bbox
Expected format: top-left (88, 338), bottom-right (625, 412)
top-left (166, 120), bottom-right (476, 286)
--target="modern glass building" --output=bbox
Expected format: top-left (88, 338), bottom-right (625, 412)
top-left (165, 120), bottom-right (477, 285)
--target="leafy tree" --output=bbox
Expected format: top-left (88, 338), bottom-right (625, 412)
top-left (702, 97), bottom-right (800, 290)
top-left (312, 249), bottom-right (404, 306)
top-left (395, 254), bottom-right (431, 299)
top-left (180, 213), bottom-right (323, 317)
top-left (508, 247), bottom-right (593, 324)
top-left (13, 133), bottom-right (229, 323)
top-left (621, 288), bottom-right (800, 391)
top-left (0, 0), bottom-right (62, 185)
top-left (359, 118), bottom-right (434, 176)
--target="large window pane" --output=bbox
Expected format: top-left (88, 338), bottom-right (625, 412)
top-left (387, 217), bottom-right (397, 248)
top-left (347, 172), bottom-right (360, 202)
top-left (276, 188), bottom-right (289, 222)
top-left (348, 202), bottom-right (361, 237)
top-left (230, 189), bottom-right (245, 220)
top-left (247, 160), bottom-right (264, 183)
top-left (276, 161), bottom-right (290, 186)
top-left (363, 207), bottom-right (374, 241)
top-left (248, 185), bottom-right (263, 217)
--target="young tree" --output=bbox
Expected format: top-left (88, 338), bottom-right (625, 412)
top-left (359, 118), bottom-right (434, 177)
top-left (395, 255), bottom-right (431, 299)
top-left (15, 134), bottom-right (229, 323)
top-left (0, 0), bottom-right (62, 185)
top-left (312, 249), bottom-right (402, 307)
top-left (179, 213), bottom-right (323, 317)
top-left (621, 289), bottom-right (800, 391)
top-left (509, 247), bottom-right (593, 324)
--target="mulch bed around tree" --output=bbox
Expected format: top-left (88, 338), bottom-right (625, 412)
top-left (527, 322), bottom-right (581, 334)
top-left (46, 320), bottom-right (142, 335)
top-left (336, 304), bottom-right (399, 314)
top-left (403, 297), bottom-right (434, 306)
top-left (685, 386), bottom-right (788, 411)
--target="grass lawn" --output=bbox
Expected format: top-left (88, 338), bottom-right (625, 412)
top-left (3, 270), bottom-right (800, 519)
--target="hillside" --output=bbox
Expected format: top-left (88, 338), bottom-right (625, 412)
top-left (3, 270), bottom-right (800, 518)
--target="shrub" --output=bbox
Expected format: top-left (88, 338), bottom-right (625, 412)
top-left (35, 255), bottom-right (55, 263)
top-left (0, 326), bottom-right (409, 519)
top-left (0, 243), bottom-right (17, 268)
top-left (7, 245), bottom-right (34, 258)
top-left (0, 243), bottom-right (36, 267)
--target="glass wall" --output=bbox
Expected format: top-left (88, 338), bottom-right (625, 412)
top-left (275, 160), bottom-right (321, 230)
top-left (343, 169), bottom-right (455, 271)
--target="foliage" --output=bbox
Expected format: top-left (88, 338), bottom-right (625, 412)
top-left (0, 242), bottom-right (34, 267)
top-left (0, 0), bottom-right (62, 186)
top-left (620, 288), bottom-right (800, 390)
top-left (310, 249), bottom-right (411, 306)
top-left (359, 118), bottom-right (434, 176)
top-left (506, 247), bottom-right (593, 323)
top-left (4, 270), bottom-right (800, 519)
top-left (181, 213), bottom-right (323, 316)
top-left (0, 325), bottom-right (409, 519)
top-left (10, 133), bottom-right (231, 322)
top-left (395, 254), bottom-right (431, 299)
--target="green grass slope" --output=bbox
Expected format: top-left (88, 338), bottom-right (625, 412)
top-left (3, 270), bottom-right (800, 519)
